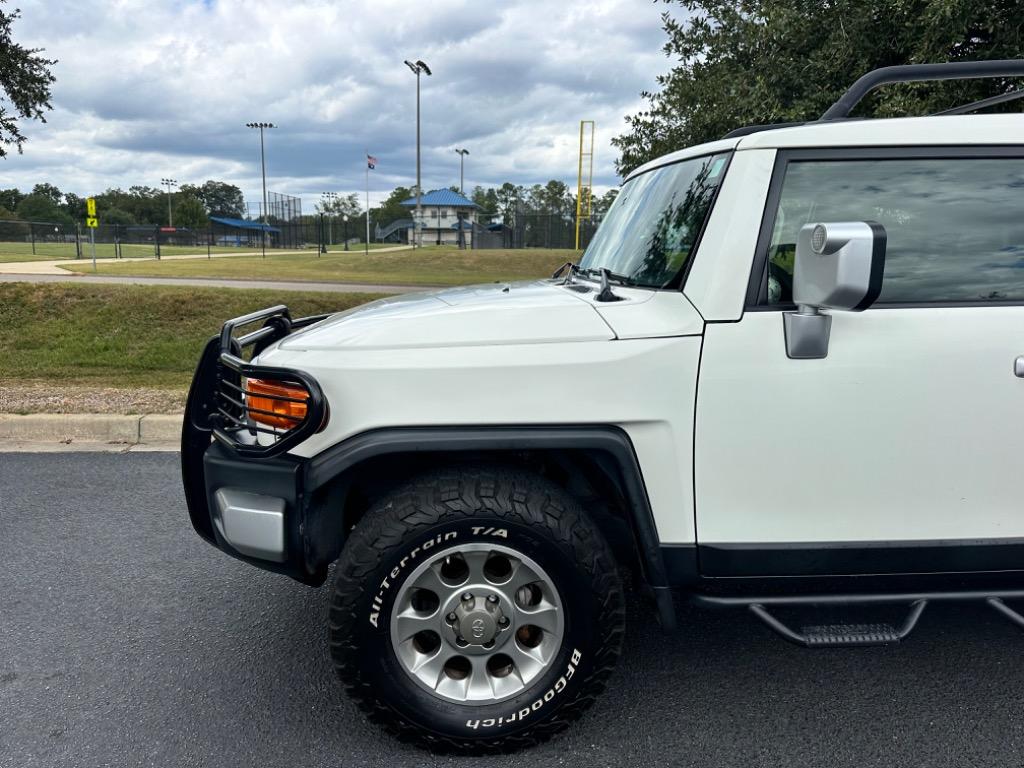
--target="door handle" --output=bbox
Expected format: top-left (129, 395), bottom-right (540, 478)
top-left (1017, 356), bottom-right (1024, 378)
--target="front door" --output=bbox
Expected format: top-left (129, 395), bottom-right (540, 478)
top-left (694, 147), bottom-right (1024, 577)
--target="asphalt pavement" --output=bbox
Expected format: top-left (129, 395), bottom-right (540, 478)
top-left (3, 452), bottom-right (1024, 767)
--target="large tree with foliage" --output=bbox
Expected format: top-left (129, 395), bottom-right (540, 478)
top-left (371, 186), bottom-right (413, 228)
top-left (179, 180), bottom-right (245, 219)
top-left (613, 0), bottom-right (1024, 174)
top-left (0, 3), bottom-right (56, 158)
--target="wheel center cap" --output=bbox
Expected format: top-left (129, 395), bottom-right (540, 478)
top-left (454, 596), bottom-right (502, 645)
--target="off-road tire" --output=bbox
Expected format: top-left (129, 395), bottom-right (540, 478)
top-left (328, 465), bottom-right (625, 753)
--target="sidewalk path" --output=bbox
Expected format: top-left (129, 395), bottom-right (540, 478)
top-left (0, 244), bottom-right (414, 276)
top-left (0, 272), bottom-right (430, 294)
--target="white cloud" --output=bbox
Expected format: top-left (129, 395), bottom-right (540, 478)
top-left (1, 0), bottom-right (671, 208)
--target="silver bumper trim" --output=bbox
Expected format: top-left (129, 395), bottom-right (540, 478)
top-left (213, 488), bottom-right (286, 562)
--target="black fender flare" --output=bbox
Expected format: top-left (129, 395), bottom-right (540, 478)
top-left (304, 425), bottom-right (679, 630)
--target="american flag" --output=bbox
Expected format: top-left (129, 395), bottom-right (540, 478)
top-left (367, 155), bottom-right (377, 169)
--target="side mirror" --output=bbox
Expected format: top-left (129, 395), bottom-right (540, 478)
top-left (784, 221), bottom-right (886, 359)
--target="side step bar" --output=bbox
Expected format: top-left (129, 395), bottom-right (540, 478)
top-left (695, 590), bottom-right (1024, 648)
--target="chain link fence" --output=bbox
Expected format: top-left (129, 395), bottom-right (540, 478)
top-left (471, 211), bottom-right (603, 250)
top-left (1, 211), bottom-right (604, 262)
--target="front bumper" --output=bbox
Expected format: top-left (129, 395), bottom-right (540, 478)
top-left (180, 305), bottom-right (339, 585)
top-left (184, 438), bottom-right (325, 582)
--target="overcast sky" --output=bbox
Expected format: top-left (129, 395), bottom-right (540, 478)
top-left (0, 0), bottom-right (672, 209)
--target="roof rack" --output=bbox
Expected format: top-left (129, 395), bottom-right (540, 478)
top-left (721, 121), bottom-right (808, 139)
top-left (820, 59), bottom-right (1024, 120)
top-left (721, 59), bottom-right (1024, 140)
top-left (932, 87), bottom-right (1024, 116)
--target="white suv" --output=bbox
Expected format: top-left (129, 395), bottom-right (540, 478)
top-left (182, 60), bottom-right (1024, 752)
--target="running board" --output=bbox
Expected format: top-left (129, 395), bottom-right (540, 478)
top-left (695, 589), bottom-right (1024, 648)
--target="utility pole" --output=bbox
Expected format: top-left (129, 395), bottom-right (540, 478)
top-left (321, 191), bottom-right (338, 253)
top-left (455, 148), bottom-right (469, 194)
top-left (161, 178), bottom-right (178, 226)
top-left (404, 59), bottom-right (431, 248)
top-left (246, 122), bottom-right (275, 258)
top-left (365, 150), bottom-right (374, 256)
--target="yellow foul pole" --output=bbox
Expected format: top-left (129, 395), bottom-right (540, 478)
top-left (575, 120), bottom-right (595, 251)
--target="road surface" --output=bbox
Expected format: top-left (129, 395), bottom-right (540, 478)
top-left (3, 453), bottom-right (1023, 767)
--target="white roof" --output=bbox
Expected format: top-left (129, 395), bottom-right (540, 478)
top-left (624, 114), bottom-right (1024, 182)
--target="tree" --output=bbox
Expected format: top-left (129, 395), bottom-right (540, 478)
top-left (471, 186), bottom-right (499, 220)
top-left (315, 192), bottom-right (361, 218)
top-left (15, 192), bottom-right (60, 221)
top-left (592, 189), bottom-right (619, 218)
top-left (0, 3), bottom-right (56, 158)
top-left (495, 182), bottom-right (523, 225)
top-left (180, 180), bottom-right (245, 218)
top-left (174, 195), bottom-right (208, 228)
top-left (31, 182), bottom-right (61, 205)
top-left (0, 187), bottom-right (23, 211)
top-left (101, 206), bottom-right (135, 227)
top-left (372, 186), bottom-right (414, 227)
top-left (613, 0), bottom-right (1024, 174)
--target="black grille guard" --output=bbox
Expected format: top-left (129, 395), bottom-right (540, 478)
top-left (182, 304), bottom-right (329, 460)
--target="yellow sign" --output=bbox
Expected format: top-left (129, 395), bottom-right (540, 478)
top-left (86, 217), bottom-right (98, 228)
top-left (86, 197), bottom-right (96, 216)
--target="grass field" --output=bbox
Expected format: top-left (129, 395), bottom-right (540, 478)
top-left (58, 247), bottom-right (577, 285)
top-left (319, 242), bottom-right (405, 252)
top-left (0, 283), bottom-right (386, 390)
top-left (0, 241), bottom-right (328, 262)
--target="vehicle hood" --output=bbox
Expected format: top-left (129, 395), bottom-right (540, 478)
top-left (274, 281), bottom-right (615, 351)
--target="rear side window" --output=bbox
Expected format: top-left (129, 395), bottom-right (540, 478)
top-left (764, 157), bottom-right (1024, 305)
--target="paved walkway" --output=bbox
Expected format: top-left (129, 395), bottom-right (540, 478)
top-left (0, 272), bottom-right (428, 294)
top-left (0, 244), bottom-right (427, 293)
top-left (0, 244), bottom-right (414, 276)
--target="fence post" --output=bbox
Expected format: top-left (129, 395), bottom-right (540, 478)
top-left (30, 222), bottom-right (36, 255)
top-left (75, 223), bottom-right (82, 259)
top-left (154, 226), bottom-right (161, 260)
top-left (207, 225), bottom-right (212, 259)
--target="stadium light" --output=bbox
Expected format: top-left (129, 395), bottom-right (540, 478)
top-left (321, 191), bottom-right (339, 253)
top-left (160, 178), bottom-right (178, 226)
top-left (404, 59), bottom-right (431, 248)
top-left (246, 122), bottom-right (276, 258)
top-left (454, 148), bottom-right (469, 194)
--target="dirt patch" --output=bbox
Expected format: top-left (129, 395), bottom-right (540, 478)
top-left (0, 381), bottom-right (186, 415)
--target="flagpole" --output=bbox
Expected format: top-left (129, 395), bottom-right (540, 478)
top-left (365, 149), bottom-right (370, 257)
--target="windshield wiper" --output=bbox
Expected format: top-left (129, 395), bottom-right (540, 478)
top-left (551, 261), bottom-right (582, 285)
top-left (577, 267), bottom-right (635, 287)
top-left (576, 267), bottom-right (630, 302)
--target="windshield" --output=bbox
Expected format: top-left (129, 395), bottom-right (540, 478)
top-left (579, 152), bottom-right (729, 287)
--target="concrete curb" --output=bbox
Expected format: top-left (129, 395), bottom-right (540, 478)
top-left (0, 413), bottom-right (183, 446)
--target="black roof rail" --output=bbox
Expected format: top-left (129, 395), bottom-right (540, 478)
top-left (721, 121), bottom-right (808, 139)
top-left (932, 87), bottom-right (1024, 116)
top-left (821, 59), bottom-right (1024, 120)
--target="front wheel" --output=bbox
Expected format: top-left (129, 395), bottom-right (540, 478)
top-left (328, 466), bottom-right (625, 753)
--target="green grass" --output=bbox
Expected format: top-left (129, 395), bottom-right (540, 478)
top-left (0, 283), bottom-right (386, 389)
top-left (319, 242), bottom-right (407, 252)
top-left (0, 241), bottom-right (82, 261)
top-left (58, 247), bottom-right (578, 286)
top-left (0, 240), bottom-right (324, 262)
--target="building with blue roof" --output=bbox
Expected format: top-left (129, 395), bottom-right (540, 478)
top-left (399, 189), bottom-right (479, 246)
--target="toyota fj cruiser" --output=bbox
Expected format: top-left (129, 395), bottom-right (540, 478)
top-left (182, 61), bottom-right (1024, 752)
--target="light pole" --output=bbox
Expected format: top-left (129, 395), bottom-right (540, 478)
top-left (321, 191), bottom-right (338, 253)
top-left (454, 148), bottom-right (469, 194)
top-left (404, 59), bottom-right (431, 248)
top-left (343, 214), bottom-right (350, 251)
top-left (160, 178), bottom-right (177, 226)
top-left (246, 122), bottom-right (275, 258)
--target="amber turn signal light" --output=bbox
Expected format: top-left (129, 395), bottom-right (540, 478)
top-left (244, 378), bottom-right (310, 430)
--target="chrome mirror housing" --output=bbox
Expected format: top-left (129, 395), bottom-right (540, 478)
top-left (784, 221), bottom-right (886, 359)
